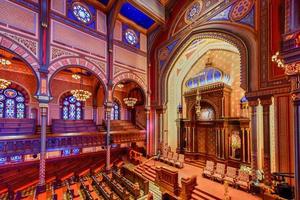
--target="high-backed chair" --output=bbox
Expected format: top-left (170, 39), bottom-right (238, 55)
top-left (169, 153), bottom-right (178, 166)
top-left (223, 166), bottom-right (237, 185)
top-left (236, 170), bottom-right (251, 191)
top-left (203, 160), bottom-right (215, 178)
top-left (161, 151), bottom-right (170, 163)
top-left (160, 150), bottom-right (168, 162)
top-left (166, 152), bottom-right (173, 164)
top-left (212, 163), bottom-right (226, 182)
top-left (175, 154), bottom-right (184, 168)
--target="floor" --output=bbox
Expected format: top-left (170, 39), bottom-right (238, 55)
top-left (143, 159), bottom-right (262, 200)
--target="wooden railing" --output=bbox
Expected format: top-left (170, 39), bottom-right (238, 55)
top-left (0, 132), bottom-right (145, 156)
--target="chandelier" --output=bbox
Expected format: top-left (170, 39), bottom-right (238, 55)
top-left (72, 73), bottom-right (81, 80)
top-left (71, 89), bottom-right (91, 101)
top-left (0, 50), bottom-right (12, 68)
top-left (195, 89), bottom-right (202, 119)
top-left (117, 83), bottom-right (124, 88)
top-left (71, 69), bottom-right (91, 101)
top-left (0, 79), bottom-right (11, 90)
top-left (123, 97), bottom-right (137, 107)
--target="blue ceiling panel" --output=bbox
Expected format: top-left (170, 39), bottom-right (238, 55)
top-left (120, 2), bottom-right (155, 29)
top-left (98, 0), bottom-right (109, 6)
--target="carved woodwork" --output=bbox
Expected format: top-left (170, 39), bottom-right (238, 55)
top-left (155, 166), bottom-right (179, 196)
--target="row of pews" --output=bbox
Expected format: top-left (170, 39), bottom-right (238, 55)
top-left (0, 118), bottom-right (35, 136)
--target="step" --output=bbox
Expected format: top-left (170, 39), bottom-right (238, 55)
top-left (193, 187), bottom-right (220, 200)
top-left (191, 193), bottom-right (206, 200)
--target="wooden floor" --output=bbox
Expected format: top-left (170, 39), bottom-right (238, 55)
top-left (140, 158), bottom-right (262, 200)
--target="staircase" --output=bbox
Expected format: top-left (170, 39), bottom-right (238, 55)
top-left (185, 159), bottom-right (206, 168)
top-left (191, 186), bottom-right (222, 200)
top-left (134, 163), bottom-right (156, 182)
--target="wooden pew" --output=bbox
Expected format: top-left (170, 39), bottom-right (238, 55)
top-left (112, 170), bottom-right (140, 198)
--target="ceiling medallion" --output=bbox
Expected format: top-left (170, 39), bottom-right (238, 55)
top-left (230, 0), bottom-right (254, 21)
top-left (185, 1), bottom-right (203, 23)
top-left (125, 29), bottom-right (138, 45)
top-left (0, 79), bottom-right (11, 90)
top-left (123, 97), bottom-right (138, 108)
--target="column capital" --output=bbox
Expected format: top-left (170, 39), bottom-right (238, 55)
top-left (248, 100), bottom-right (259, 107)
top-left (260, 97), bottom-right (272, 106)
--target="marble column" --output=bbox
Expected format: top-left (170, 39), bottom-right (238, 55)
top-left (294, 98), bottom-right (300, 200)
top-left (145, 108), bottom-right (151, 156)
top-left (38, 104), bottom-right (48, 188)
top-left (249, 100), bottom-right (258, 177)
top-left (261, 98), bottom-right (272, 185)
top-left (105, 103), bottom-right (112, 171)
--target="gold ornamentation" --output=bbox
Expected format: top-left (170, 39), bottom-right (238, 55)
top-left (71, 89), bottom-right (91, 101)
top-left (0, 79), bottom-right (11, 90)
top-left (123, 97), bottom-right (138, 107)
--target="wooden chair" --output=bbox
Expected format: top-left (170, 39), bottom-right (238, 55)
top-left (202, 160), bottom-right (215, 178)
top-left (175, 154), bottom-right (184, 168)
top-left (212, 163), bottom-right (226, 182)
top-left (236, 170), bottom-right (251, 191)
top-left (166, 152), bottom-right (173, 164)
top-left (223, 166), bottom-right (237, 185)
top-left (169, 153), bottom-right (178, 166)
top-left (160, 150), bottom-right (168, 162)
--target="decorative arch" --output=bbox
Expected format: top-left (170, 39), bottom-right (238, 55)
top-left (0, 34), bottom-right (40, 81)
top-left (48, 56), bottom-right (107, 87)
top-left (112, 72), bottom-right (147, 95)
top-left (5, 82), bottom-right (31, 104)
top-left (159, 30), bottom-right (250, 105)
top-left (188, 99), bottom-right (219, 120)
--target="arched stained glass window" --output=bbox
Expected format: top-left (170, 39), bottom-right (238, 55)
top-left (0, 88), bottom-right (25, 119)
top-left (62, 96), bottom-right (83, 120)
top-left (111, 101), bottom-right (120, 120)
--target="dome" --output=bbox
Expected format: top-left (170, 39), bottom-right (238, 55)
top-left (186, 67), bottom-right (231, 88)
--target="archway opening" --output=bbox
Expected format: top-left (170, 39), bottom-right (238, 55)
top-left (112, 80), bottom-right (146, 126)
top-left (49, 66), bottom-right (106, 125)
top-left (164, 37), bottom-right (250, 167)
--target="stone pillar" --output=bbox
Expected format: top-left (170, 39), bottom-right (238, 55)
top-left (294, 97), bottom-right (300, 200)
top-left (290, 73), bottom-right (300, 199)
top-left (38, 104), bottom-right (48, 188)
top-left (249, 100), bottom-right (258, 177)
top-left (145, 107), bottom-right (151, 156)
top-left (241, 128), bottom-right (246, 163)
top-left (261, 98), bottom-right (272, 185)
top-left (105, 102), bottom-right (112, 171)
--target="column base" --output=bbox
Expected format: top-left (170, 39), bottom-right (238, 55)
top-left (36, 184), bottom-right (46, 194)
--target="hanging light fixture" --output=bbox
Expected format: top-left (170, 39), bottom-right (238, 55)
top-left (123, 97), bottom-right (138, 108)
top-left (72, 73), bottom-right (81, 80)
top-left (0, 49), bottom-right (12, 68)
top-left (0, 79), bottom-right (11, 90)
top-left (195, 89), bottom-right (202, 119)
top-left (117, 83), bottom-right (124, 88)
top-left (71, 69), bottom-right (91, 101)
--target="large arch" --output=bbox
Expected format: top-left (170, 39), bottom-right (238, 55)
top-left (158, 29), bottom-right (252, 105)
top-left (112, 72), bottom-right (147, 98)
top-left (48, 56), bottom-right (107, 87)
top-left (48, 57), bottom-right (108, 97)
top-left (156, 27), bottom-right (256, 150)
top-left (0, 34), bottom-right (40, 95)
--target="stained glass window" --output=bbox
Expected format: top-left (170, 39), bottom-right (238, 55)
top-left (62, 96), bottom-right (83, 120)
top-left (125, 29), bottom-right (138, 45)
top-left (111, 102), bottom-right (120, 120)
top-left (0, 88), bottom-right (25, 119)
top-left (72, 2), bottom-right (92, 24)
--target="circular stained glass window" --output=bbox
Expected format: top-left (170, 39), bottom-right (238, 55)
top-left (125, 29), bottom-right (138, 45)
top-left (69, 96), bottom-right (76, 103)
top-left (72, 2), bottom-right (92, 24)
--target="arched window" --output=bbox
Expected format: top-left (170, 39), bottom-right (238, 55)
top-left (111, 101), bottom-right (120, 120)
top-left (0, 88), bottom-right (26, 119)
top-left (62, 96), bottom-right (83, 120)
